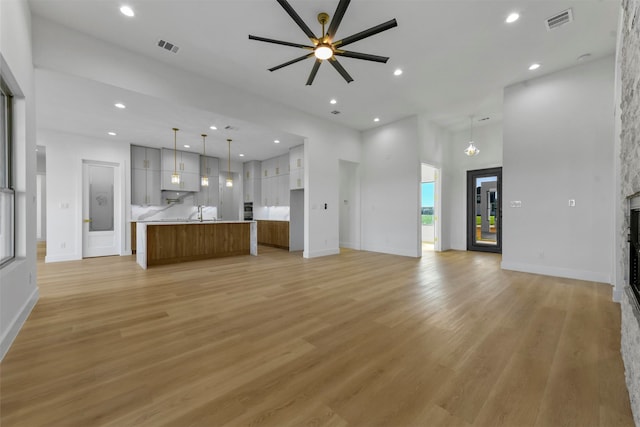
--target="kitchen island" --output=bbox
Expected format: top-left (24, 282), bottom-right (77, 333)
top-left (136, 221), bottom-right (257, 269)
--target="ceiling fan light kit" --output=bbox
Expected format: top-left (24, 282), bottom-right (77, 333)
top-left (249, 0), bottom-right (398, 85)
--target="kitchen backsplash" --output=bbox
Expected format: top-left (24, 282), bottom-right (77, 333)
top-left (132, 193), bottom-right (218, 221)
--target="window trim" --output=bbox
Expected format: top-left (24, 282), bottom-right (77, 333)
top-left (0, 78), bottom-right (15, 267)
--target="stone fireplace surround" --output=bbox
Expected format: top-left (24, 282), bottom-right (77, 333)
top-left (619, 0), bottom-right (640, 424)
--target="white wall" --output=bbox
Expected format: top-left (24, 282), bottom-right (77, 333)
top-left (32, 17), bottom-right (361, 259)
top-left (0, 0), bottom-right (39, 360)
top-left (361, 116), bottom-right (420, 257)
top-left (339, 160), bottom-right (360, 249)
top-left (446, 122), bottom-right (503, 250)
top-left (41, 129), bottom-right (131, 262)
top-left (502, 56), bottom-right (615, 282)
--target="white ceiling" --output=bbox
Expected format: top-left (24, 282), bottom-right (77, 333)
top-left (29, 0), bottom-right (619, 159)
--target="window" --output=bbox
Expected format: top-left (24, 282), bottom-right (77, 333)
top-left (421, 182), bottom-right (434, 225)
top-left (0, 83), bottom-right (14, 265)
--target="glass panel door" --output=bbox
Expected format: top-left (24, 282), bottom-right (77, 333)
top-left (467, 167), bottom-right (502, 253)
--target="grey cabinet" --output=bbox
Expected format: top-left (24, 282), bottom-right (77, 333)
top-left (197, 156), bottom-right (220, 206)
top-left (131, 145), bottom-right (161, 205)
top-left (260, 154), bottom-right (290, 206)
top-left (289, 144), bottom-right (304, 190)
top-left (243, 160), bottom-right (262, 203)
top-left (161, 148), bottom-right (200, 192)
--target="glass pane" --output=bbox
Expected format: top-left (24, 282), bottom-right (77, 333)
top-left (0, 92), bottom-right (7, 189)
top-left (89, 165), bottom-right (114, 232)
top-left (0, 190), bottom-right (14, 264)
top-left (474, 176), bottom-right (498, 245)
top-left (421, 181), bottom-right (435, 243)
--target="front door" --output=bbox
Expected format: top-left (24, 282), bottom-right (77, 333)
top-left (83, 161), bottom-right (119, 257)
top-left (467, 167), bottom-right (502, 253)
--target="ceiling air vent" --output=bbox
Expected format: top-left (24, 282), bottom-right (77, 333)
top-left (157, 40), bottom-right (179, 53)
top-left (545, 9), bottom-right (573, 31)
top-left (330, 110), bottom-right (341, 115)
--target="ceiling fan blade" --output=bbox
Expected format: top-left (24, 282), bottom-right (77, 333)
top-left (268, 53), bottom-right (314, 72)
top-left (335, 50), bottom-right (389, 63)
top-left (328, 57), bottom-right (353, 83)
top-left (326, 0), bottom-right (350, 40)
top-left (334, 19), bottom-right (398, 48)
top-left (276, 0), bottom-right (317, 40)
top-left (306, 59), bottom-right (322, 86)
top-left (249, 35), bottom-right (314, 50)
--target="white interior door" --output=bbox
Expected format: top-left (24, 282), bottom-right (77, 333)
top-left (83, 161), bottom-right (119, 258)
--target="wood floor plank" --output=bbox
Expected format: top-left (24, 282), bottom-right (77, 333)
top-left (0, 244), bottom-right (633, 427)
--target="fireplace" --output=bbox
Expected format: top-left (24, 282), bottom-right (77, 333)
top-left (629, 199), bottom-right (640, 308)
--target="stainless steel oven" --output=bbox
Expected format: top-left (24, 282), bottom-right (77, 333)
top-left (243, 202), bottom-right (253, 220)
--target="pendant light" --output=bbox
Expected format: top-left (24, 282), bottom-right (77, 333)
top-left (464, 116), bottom-right (480, 157)
top-left (226, 139), bottom-right (233, 187)
top-left (171, 128), bottom-right (181, 184)
top-left (200, 134), bottom-right (209, 187)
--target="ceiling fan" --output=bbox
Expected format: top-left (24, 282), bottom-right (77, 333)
top-left (249, 0), bottom-right (398, 85)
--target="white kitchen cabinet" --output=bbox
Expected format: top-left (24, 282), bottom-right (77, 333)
top-left (277, 174), bottom-right (290, 206)
top-left (244, 160), bottom-right (261, 181)
top-left (200, 156), bottom-right (220, 178)
top-left (196, 182), bottom-right (219, 207)
top-left (261, 176), bottom-right (275, 206)
top-left (131, 145), bottom-right (161, 205)
top-left (289, 144), bottom-right (304, 190)
top-left (243, 161), bottom-right (262, 203)
top-left (260, 154), bottom-right (290, 206)
top-left (161, 148), bottom-right (200, 192)
top-left (290, 168), bottom-right (303, 190)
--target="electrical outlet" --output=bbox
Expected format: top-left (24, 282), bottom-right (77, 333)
top-left (568, 199), bottom-right (576, 207)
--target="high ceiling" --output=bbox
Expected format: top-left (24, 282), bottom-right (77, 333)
top-left (28, 0), bottom-right (619, 159)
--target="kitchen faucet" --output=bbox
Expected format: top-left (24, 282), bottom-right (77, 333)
top-left (197, 205), bottom-right (204, 222)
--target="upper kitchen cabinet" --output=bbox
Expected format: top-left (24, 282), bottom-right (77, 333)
top-left (197, 156), bottom-right (220, 206)
top-left (200, 156), bottom-right (220, 180)
top-left (243, 160), bottom-right (262, 203)
top-left (161, 148), bottom-right (200, 192)
top-left (289, 144), bottom-right (304, 190)
top-left (131, 145), bottom-right (161, 205)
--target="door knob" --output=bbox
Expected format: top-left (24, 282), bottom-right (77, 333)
top-left (83, 219), bottom-right (92, 223)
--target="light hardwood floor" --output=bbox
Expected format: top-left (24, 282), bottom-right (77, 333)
top-left (0, 245), bottom-right (634, 426)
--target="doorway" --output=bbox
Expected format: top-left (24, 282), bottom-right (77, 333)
top-left (82, 161), bottom-right (120, 258)
top-left (421, 164), bottom-right (440, 252)
top-left (467, 167), bottom-right (502, 253)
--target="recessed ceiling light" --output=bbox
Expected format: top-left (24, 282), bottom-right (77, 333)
top-left (120, 5), bottom-right (134, 17)
top-left (239, 154), bottom-right (245, 157)
top-left (528, 63), bottom-right (541, 70)
top-left (506, 13), bottom-right (519, 23)
top-left (210, 125), bottom-right (217, 130)
top-left (114, 103), bottom-right (126, 109)
top-left (393, 68), bottom-right (403, 76)
top-left (183, 145), bottom-right (190, 148)
top-left (374, 117), bottom-right (380, 122)
top-left (330, 99), bottom-right (337, 104)
top-left (108, 132), bottom-right (117, 136)
top-left (274, 139), bottom-right (280, 144)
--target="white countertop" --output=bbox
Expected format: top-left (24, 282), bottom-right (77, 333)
top-left (137, 220), bottom-right (255, 225)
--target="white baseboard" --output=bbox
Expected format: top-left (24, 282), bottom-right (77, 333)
top-left (339, 241), bottom-right (360, 250)
top-left (305, 248), bottom-right (340, 258)
top-left (361, 244), bottom-right (419, 258)
top-left (45, 253), bottom-right (81, 263)
top-left (122, 250), bottom-right (132, 256)
top-left (0, 287), bottom-right (39, 361)
top-left (501, 261), bottom-right (611, 284)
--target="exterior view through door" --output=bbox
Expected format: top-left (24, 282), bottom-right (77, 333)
top-left (467, 167), bottom-right (501, 253)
